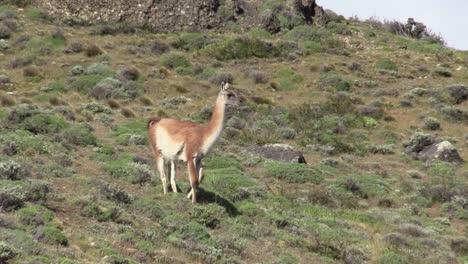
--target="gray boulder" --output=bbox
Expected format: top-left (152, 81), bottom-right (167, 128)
top-left (418, 141), bottom-right (464, 164)
top-left (249, 144), bottom-right (307, 163)
top-left (404, 132), bottom-right (464, 164)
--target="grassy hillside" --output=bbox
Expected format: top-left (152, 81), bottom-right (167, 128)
top-left (0, 3), bottom-right (467, 264)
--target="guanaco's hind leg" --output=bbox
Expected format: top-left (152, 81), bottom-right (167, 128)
top-left (156, 156), bottom-right (168, 194)
top-left (187, 158), bottom-right (199, 203)
top-left (170, 161), bottom-right (177, 193)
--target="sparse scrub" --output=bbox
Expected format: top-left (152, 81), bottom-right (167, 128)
top-left (0, 160), bottom-right (31, 180)
top-left (148, 40), bottom-right (170, 55)
top-left (203, 37), bottom-right (290, 60)
top-left (319, 73), bottom-right (351, 91)
top-left (273, 66), bottom-right (304, 91)
top-left (160, 52), bottom-right (192, 75)
top-left (264, 162), bottom-right (324, 184)
top-left (62, 124), bottom-right (97, 146)
top-left (170, 33), bottom-right (212, 51)
top-left (85, 44), bottom-right (103, 57)
top-left (376, 58), bottom-right (398, 71)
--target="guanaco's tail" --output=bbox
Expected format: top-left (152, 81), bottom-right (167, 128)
top-left (147, 117), bottom-right (161, 129)
top-left (147, 117), bottom-right (161, 155)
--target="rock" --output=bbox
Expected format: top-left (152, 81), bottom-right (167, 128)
top-left (418, 141), bottom-right (464, 164)
top-left (31, 0), bottom-right (328, 33)
top-left (249, 144), bottom-right (307, 163)
top-left (403, 132), bottom-right (435, 156)
top-left (447, 84), bottom-right (468, 104)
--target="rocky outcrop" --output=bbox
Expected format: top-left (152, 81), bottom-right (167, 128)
top-left (32, 0), bottom-right (221, 32)
top-left (418, 141), bottom-right (464, 164)
top-left (404, 132), bottom-right (464, 164)
top-left (249, 144), bottom-right (307, 164)
top-left (30, 0), bottom-right (329, 32)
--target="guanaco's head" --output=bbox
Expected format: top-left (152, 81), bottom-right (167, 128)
top-left (220, 82), bottom-right (238, 106)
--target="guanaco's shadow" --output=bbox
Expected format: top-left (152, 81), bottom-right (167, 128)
top-left (183, 187), bottom-right (239, 217)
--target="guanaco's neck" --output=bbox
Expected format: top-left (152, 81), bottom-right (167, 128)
top-left (201, 94), bottom-right (226, 154)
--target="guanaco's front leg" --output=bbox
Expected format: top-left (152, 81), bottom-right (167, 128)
top-left (187, 158), bottom-right (203, 199)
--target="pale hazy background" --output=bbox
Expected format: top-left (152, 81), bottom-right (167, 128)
top-left (320, 0), bottom-right (468, 51)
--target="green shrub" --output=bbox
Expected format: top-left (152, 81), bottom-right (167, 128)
top-left (376, 58), bottom-right (398, 71)
top-left (17, 204), bottom-right (54, 226)
top-left (170, 33), bottom-right (212, 51)
top-left (203, 37), bottom-right (289, 60)
top-left (39, 224), bottom-right (68, 246)
top-left (319, 73), bottom-right (351, 91)
top-left (264, 162), bottom-right (324, 184)
top-left (189, 203), bottom-right (227, 228)
top-left (70, 74), bottom-right (104, 93)
top-left (303, 41), bottom-right (323, 55)
top-left (160, 52), bottom-right (192, 69)
top-left (273, 66), bottom-right (304, 91)
top-left (284, 25), bottom-right (328, 42)
top-left (203, 153), bottom-right (242, 170)
top-left (377, 250), bottom-right (408, 264)
top-left (21, 113), bottom-right (69, 134)
top-left (25, 7), bottom-right (52, 22)
top-left (326, 21), bottom-right (352, 35)
top-left (0, 241), bottom-right (17, 263)
top-left (204, 167), bottom-right (264, 202)
top-left (0, 160), bottom-right (31, 180)
top-left (62, 124), bottom-right (97, 146)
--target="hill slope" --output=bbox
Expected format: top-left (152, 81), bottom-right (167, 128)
top-left (0, 2), bottom-right (467, 264)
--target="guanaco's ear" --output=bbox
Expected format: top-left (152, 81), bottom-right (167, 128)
top-left (221, 82), bottom-right (229, 91)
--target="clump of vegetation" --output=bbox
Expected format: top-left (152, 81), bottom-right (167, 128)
top-left (273, 66), bottom-right (304, 91)
top-left (160, 52), bottom-right (193, 75)
top-left (17, 204), bottom-right (54, 226)
top-left (37, 224), bottom-right (68, 246)
top-left (170, 33), bottom-right (212, 51)
top-left (21, 113), bottom-right (68, 134)
top-left (85, 44), bottom-right (103, 57)
top-left (0, 241), bottom-right (17, 263)
top-left (264, 162), bottom-right (324, 184)
top-left (319, 73), bottom-right (351, 91)
top-left (203, 37), bottom-right (290, 60)
top-left (376, 58), bottom-right (398, 71)
top-left (62, 124), bottom-right (97, 146)
top-left (0, 160), bottom-right (31, 180)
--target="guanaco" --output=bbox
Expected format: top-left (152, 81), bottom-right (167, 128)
top-left (147, 82), bottom-right (238, 203)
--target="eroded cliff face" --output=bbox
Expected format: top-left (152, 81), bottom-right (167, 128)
top-left (31, 0), bottom-right (327, 32)
top-left (31, 0), bottom-right (221, 31)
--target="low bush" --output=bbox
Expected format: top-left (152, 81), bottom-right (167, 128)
top-left (37, 224), bottom-right (68, 246)
top-left (203, 37), bottom-right (290, 60)
top-left (319, 73), bottom-right (351, 91)
top-left (0, 160), bottom-right (31, 180)
top-left (62, 124), bottom-right (97, 146)
top-left (170, 33), bottom-right (213, 51)
top-left (376, 58), bottom-right (398, 71)
top-left (264, 162), bottom-right (324, 184)
top-left (17, 204), bottom-right (54, 226)
top-left (21, 113), bottom-right (68, 134)
top-left (273, 66), bottom-right (304, 91)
